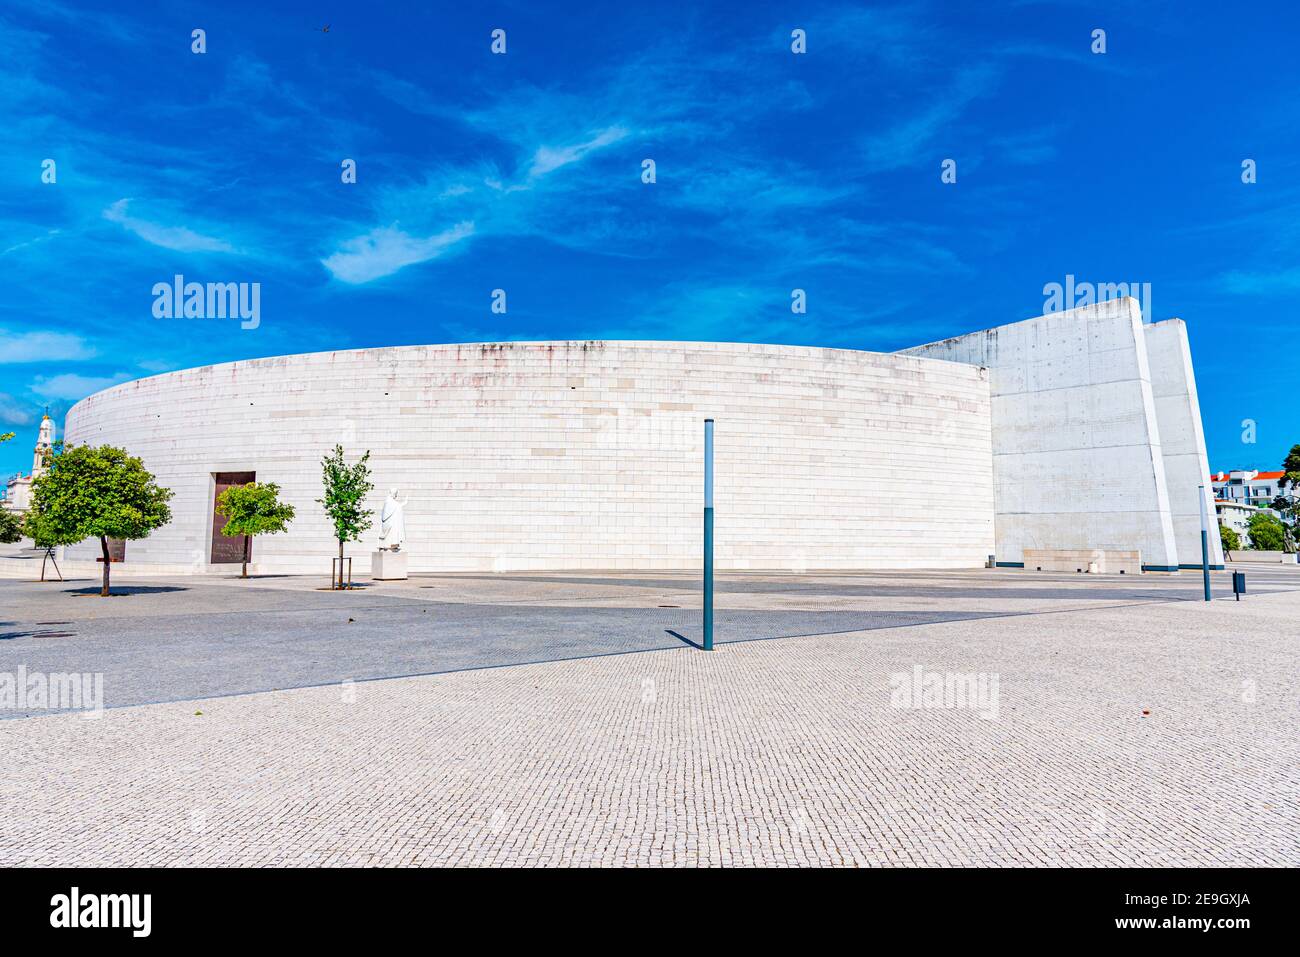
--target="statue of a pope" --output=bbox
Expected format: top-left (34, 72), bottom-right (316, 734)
top-left (378, 488), bottom-right (408, 552)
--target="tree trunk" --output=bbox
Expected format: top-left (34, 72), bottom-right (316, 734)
top-left (242, 535), bottom-right (250, 578)
top-left (99, 534), bottom-right (111, 597)
top-left (337, 539), bottom-right (344, 589)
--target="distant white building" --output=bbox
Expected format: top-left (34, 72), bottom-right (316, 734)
top-left (2, 414), bottom-right (55, 515)
top-left (1211, 467), bottom-right (1295, 554)
top-left (1214, 500), bottom-right (1255, 548)
top-left (1209, 469), bottom-right (1290, 509)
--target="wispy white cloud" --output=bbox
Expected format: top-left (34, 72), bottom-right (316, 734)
top-left (29, 372), bottom-right (132, 401)
top-left (861, 65), bottom-right (1001, 172)
top-left (798, 5), bottom-right (940, 69)
top-left (989, 126), bottom-right (1062, 165)
top-left (527, 127), bottom-right (629, 178)
top-left (1, 228), bottom-right (62, 258)
top-left (344, 16), bottom-right (1001, 288)
top-left (103, 199), bottom-right (235, 254)
top-left (321, 122), bottom-right (630, 283)
top-left (321, 222), bottom-right (475, 284)
top-left (994, 41), bottom-right (1109, 67)
top-left (22, 0), bottom-right (147, 47)
top-left (0, 329), bottom-right (97, 364)
top-left (1218, 267), bottom-right (1300, 296)
top-left (0, 392), bottom-right (38, 427)
top-left (596, 280), bottom-right (948, 351)
top-left (135, 358), bottom-right (179, 373)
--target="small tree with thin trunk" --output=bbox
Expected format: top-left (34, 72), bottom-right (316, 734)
top-left (21, 440), bottom-right (63, 579)
top-left (317, 445), bottom-right (373, 589)
top-left (215, 481), bottom-right (296, 578)
top-left (1, 432), bottom-right (15, 539)
top-left (1219, 523), bottom-right (1240, 560)
top-left (2, 433), bottom-right (17, 532)
top-left (28, 443), bottom-right (173, 596)
top-left (21, 507), bottom-right (61, 580)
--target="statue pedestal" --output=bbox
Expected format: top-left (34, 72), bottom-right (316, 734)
top-left (372, 549), bottom-right (408, 581)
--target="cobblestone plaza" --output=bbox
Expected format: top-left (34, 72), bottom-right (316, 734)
top-left (2, 567), bottom-right (1295, 867)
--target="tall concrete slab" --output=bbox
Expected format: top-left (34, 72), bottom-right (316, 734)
top-left (1144, 318), bottom-right (1224, 569)
top-left (900, 299), bottom-right (1180, 570)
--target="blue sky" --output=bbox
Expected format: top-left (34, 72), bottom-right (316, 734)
top-left (2, 0), bottom-right (1298, 481)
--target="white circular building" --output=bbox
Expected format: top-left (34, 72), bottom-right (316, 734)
top-left (62, 340), bottom-right (995, 574)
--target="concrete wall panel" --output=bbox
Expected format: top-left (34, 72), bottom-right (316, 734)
top-left (901, 299), bottom-right (1180, 568)
top-left (1144, 319), bottom-right (1225, 568)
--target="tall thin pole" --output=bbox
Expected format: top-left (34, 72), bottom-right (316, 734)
top-left (1198, 484), bottom-right (1211, 602)
top-left (703, 418), bottom-right (714, 651)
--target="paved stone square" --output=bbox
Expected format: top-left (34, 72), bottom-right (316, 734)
top-left (0, 567), bottom-right (1297, 866)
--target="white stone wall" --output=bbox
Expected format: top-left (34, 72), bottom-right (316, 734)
top-left (63, 341), bottom-right (995, 573)
top-left (901, 299), bottom-right (1182, 570)
top-left (1144, 319), bottom-right (1225, 568)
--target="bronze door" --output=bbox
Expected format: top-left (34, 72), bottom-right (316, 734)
top-left (210, 471), bottom-right (255, 563)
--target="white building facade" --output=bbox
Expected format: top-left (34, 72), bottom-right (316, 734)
top-left (61, 300), bottom-right (1220, 574)
top-left (1210, 470), bottom-right (1290, 509)
top-left (1214, 501), bottom-right (1255, 549)
top-left (2, 414), bottom-right (55, 515)
top-left (63, 340), bottom-right (995, 573)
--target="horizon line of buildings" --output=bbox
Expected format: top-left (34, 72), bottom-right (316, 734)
top-left (1209, 468), bottom-right (1296, 549)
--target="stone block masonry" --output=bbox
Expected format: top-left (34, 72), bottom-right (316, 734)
top-left (64, 341), bottom-right (995, 573)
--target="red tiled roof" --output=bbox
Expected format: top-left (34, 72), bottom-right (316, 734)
top-left (1209, 470), bottom-right (1284, 481)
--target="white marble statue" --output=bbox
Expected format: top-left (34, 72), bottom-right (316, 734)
top-left (378, 488), bottom-right (408, 552)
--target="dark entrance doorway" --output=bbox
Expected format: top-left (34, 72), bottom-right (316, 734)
top-left (210, 471), bottom-right (256, 563)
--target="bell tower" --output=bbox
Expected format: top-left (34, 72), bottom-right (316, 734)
top-left (32, 411), bottom-right (54, 479)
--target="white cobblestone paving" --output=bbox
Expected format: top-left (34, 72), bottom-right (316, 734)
top-left (0, 580), bottom-right (1296, 867)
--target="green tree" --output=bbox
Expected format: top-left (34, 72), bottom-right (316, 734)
top-left (317, 445), bottom-right (373, 588)
top-left (1269, 494), bottom-right (1299, 536)
top-left (1, 430), bottom-right (17, 525)
top-left (0, 508), bottom-right (22, 544)
top-left (1246, 511), bottom-right (1287, 551)
top-left (28, 444), bottom-right (173, 596)
top-left (21, 508), bottom-right (52, 546)
top-left (1277, 445), bottom-right (1300, 523)
top-left (1281, 444), bottom-right (1300, 490)
top-left (215, 481), bottom-right (296, 579)
top-left (21, 506), bottom-right (63, 581)
top-left (1219, 523), bottom-right (1240, 558)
